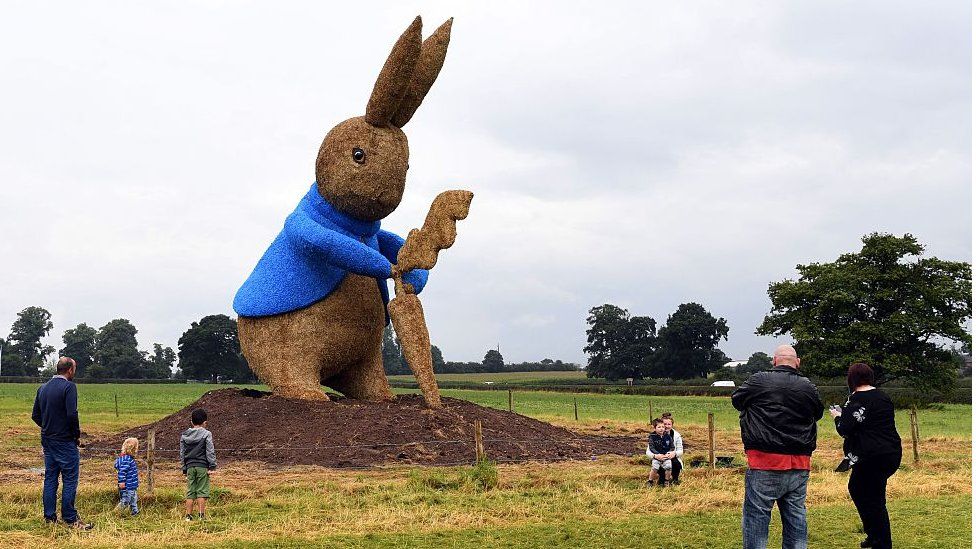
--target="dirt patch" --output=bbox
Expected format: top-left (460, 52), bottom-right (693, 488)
top-left (88, 389), bottom-right (639, 468)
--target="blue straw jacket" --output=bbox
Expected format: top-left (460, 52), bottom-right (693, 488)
top-left (234, 183), bottom-right (428, 318)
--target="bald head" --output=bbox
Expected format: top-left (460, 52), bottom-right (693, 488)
top-left (773, 345), bottom-right (800, 369)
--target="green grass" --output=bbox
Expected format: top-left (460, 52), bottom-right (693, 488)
top-left (0, 383), bottom-right (969, 441)
top-left (0, 383), bottom-right (264, 442)
top-left (208, 494), bottom-right (971, 549)
top-left (0, 383), bottom-right (969, 548)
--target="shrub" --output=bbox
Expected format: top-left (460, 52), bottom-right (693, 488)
top-left (408, 460), bottom-right (498, 492)
top-left (468, 459), bottom-right (499, 490)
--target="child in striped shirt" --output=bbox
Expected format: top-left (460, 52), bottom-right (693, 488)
top-left (114, 437), bottom-right (140, 516)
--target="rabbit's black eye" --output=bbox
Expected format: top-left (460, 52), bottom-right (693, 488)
top-left (352, 147), bottom-right (366, 164)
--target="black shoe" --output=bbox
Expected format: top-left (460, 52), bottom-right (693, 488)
top-left (197, 513), bottom-right (206, 521)
top-left (860, 537), bottom-right (873, 548)
top-left (67, 520), bottom-right (93, 530)
top-left (44, 517), bottom-right (58, 525)
top-left (185, 514), bottom-right (194, 522)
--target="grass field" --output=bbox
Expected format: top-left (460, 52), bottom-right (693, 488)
top-left (0, 383), bottom-right (970, 548)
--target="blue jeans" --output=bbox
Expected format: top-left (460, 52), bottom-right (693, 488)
top-left (119, 489), bottom-right (139, 515)
top-left (41, 439), bottom-right (80, 523)
top-left (742, 468), bottom-right (809, 549)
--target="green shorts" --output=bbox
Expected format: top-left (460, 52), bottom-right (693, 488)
top-left (185, 467), bottom-right (211, 499)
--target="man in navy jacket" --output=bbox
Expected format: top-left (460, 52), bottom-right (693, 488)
top-left (32, 357), bottom-right (91, 529)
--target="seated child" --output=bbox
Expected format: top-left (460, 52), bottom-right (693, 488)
top-left (180, 408), bottom-right (217, 522)
top-left (646, 418), bottom-right (674, 487)
top-left (114, 437), bottom-right (140, 516)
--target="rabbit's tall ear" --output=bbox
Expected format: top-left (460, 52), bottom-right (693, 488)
top-left (365, 16), bottom-right (424, 127)
top-left (391, 18), bottom-right (453, 128)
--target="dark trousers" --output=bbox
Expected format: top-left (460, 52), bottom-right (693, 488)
top-left (848, 452), bottom-right (900, 549)
top-left (657, 458), bottom-right (682, 484)
top-left (41, 439), bottom-right (80, 523)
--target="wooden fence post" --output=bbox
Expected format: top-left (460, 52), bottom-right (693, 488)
top-left (508, 390), bottom-right (513, 413)
top-left (114, 394), bottom-right (119, 418)
top-left (146, 428), bottom-right (155, 497)
top-left (910, 406), bottom-right (920, 463)
top-left (474, 420), bottom-right (485, 463)
top-left (573, 397), bottom-right (579, 421)
top-left (707, 413), bottom-right (716, 470)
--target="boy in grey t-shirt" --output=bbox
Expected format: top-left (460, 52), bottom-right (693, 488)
top-left (179, 408), bottom-right (216, 521)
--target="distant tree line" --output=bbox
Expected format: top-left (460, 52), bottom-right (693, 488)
top-left (584, 233), bottom-right (972, 392)
top-left (381, 327), bottom-right (577, 375)
top-left (584, 302), bottom-right (730, 381)
top-left (0, 307), bottom-right (253, 382)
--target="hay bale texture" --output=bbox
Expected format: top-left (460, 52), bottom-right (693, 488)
top-left (234, 16), bottom-right (468, 402)
top-left (389, 190), bottom-right (474, 407)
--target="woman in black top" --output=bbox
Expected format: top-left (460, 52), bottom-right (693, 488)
top-left (830, 363), bottom-right (902, 549)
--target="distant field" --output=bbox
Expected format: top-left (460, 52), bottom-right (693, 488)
top-left (0, 383), bottom-right (969, 442)
top-left (395, 388), bottom-right (972, 439)
top-left (387, 371), bottom-right (586, 383)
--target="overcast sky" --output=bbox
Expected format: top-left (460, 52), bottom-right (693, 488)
top-left (0, 1), bottom-right (971, 366)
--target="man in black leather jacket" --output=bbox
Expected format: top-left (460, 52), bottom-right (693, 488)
top-left (732, 345), bottom-right (823, 549)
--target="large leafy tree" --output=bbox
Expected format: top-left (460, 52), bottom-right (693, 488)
top-left (649, 303), bottom-right (729, 379)
top-left (0, 337), bottom-right (27, 377)
top-left (145, 343), bottom-right (176, 379)
top-left (431, 345), bottom-right (446, 372)
top-left (381, 327), bottom-right (445, 376)
top-left (757, 233), bottom-right (971, 390)
top-left (381, 326), bottom-right (408, 375)
top-left (177, 314), bottom-right (253, 382)
top-left (736, 351), bottom-right (773, 376)
top-left (3, 306), bottom-right (56, 376)
top-left (61, 323), bottom-right (97, 377)
top-left (482, 349), bottom-right (505, 372)
top-left (93, 319), bottom-right (143, 378)
top-left (583, 304), bottom-right (657, 381)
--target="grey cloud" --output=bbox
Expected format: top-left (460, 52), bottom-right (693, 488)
top-left (0, 1), bottom-right (969, 366)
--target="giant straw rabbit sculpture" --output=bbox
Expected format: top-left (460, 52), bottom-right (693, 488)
top-left (233, 17), bottom-right (470, 404)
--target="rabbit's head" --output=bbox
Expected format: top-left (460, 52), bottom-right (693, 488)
top-left (315, 16), bottom-right (452, 222)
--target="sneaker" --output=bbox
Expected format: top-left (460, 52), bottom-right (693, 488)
top-left (197, 513), bottom-right (206, 521)
top-left (184, 514), bottom-right (194, 522)
top-left (67, 520), bottom-right (93, 530)
top-left (44, 517), bottom-right (58, 525)
top-left (645, 479), bottom-right (653, 488)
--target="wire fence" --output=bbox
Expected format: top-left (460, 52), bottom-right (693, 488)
top-left (10, 396), bottom-right (867, 471)
top-left (8, 431), bottom-right (749, 468)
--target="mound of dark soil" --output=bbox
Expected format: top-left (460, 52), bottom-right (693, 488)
top-left (90, 389), bottom-right (639, 468)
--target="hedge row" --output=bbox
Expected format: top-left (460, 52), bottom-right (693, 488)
top-left (0, 377), bottom-right (188, 384)
top-left (388, 381), bottom-right (971, 407)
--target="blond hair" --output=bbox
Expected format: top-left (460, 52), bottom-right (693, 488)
top-left (121, 437), bottom-right (139, 456)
